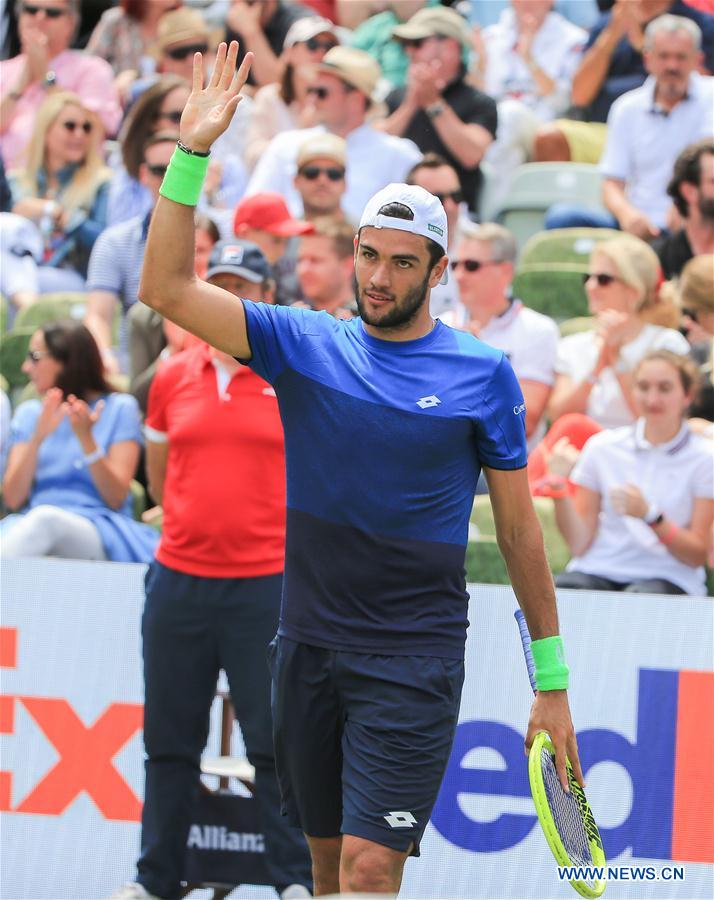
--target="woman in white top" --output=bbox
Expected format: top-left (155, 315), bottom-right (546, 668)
top-left (546, 351), bottom-right (714, 596)
top-left (548, 234), bottom-right (690, 429)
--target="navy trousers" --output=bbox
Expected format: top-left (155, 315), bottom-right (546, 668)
top-left (137, 561), bottom-right (312, 899)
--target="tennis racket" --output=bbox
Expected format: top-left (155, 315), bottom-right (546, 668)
top-left (515, 609), bottom-right (606, 898)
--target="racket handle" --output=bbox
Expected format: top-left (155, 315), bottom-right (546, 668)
top-left (514, 609), bottom-right (538, 695)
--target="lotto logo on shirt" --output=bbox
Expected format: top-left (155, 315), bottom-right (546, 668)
top-left (431, 668), bottom-right (714, 863)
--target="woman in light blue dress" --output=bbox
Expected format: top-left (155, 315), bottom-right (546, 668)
top-left (1, 320), bottom-right (158, 562)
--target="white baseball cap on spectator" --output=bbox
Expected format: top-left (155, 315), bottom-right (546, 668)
top-left (360, 183), bottom-right (449, 282)
top-left (284, 17), bottom-right (338, 49)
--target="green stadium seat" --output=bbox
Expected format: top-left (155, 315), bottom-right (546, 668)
top-left (0, 327), bottom-right (33, 391)
top-left (130, 480), bottom-right (147, 522)
top-left (14, 292), bottom-right (88, 330)
top-left (495, 163), bottom-right (607, 253)
top-left (0, 295), bottom-right (8, 334)
top-left (470, 495), bottom-right (571, 582)
top-left (512, 227), bottom-right (621, 320)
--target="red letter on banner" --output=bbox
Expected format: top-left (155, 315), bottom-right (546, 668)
top-left (0, 627), bottom-right (18, 811)
top-left (15, 698), bottom-right (143, 821)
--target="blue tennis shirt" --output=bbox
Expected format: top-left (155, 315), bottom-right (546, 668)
top-left (242, 301), bottom-right (527, 659)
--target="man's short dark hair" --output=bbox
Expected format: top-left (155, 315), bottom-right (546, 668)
top-left (667, 139), bottom-right (714, 217)
top-left (359, 201), bottom-right (444, 270)
top-left (405, 152), bottom-right (456, 186)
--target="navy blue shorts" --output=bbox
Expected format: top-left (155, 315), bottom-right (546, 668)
top-left (267, 636), bottom-right (464, 856)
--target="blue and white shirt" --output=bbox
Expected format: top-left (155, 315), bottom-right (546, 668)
top-left (242, 302), bottom-right (528, 659)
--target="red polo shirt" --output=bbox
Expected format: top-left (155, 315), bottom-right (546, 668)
top-left (146, 343), bottom-right (286, 578)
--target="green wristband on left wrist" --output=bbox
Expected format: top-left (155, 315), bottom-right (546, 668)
top-left (531, 635), bottom-right (569, 691)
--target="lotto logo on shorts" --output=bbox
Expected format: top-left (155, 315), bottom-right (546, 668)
top-left (384, 811), bottom-right (417, 828)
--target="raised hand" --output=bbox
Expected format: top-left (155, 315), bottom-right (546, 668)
top-left (64, 394), bottom-right (105, 444)
top-left (180, 41), bottom-right (253, 154)
top-left (34, 388), bottom-right (66, 443)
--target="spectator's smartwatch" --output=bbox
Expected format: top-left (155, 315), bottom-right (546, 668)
top-left (644, 504), bottom-right (664, 527)
top-left (42, 71), bottom-right (57, 90)
top-left (425, 102), bottom-right (445, 120)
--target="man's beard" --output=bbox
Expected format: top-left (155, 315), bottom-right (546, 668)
top-left (356, 273), bottom-right (431, 330)
top-left (698, 195), bottom-right (714, 223)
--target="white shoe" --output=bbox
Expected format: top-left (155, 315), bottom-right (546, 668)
top-left (280, 886), bottom-right (312, 899)
top-left (108, 883), bottom-right (162, 900)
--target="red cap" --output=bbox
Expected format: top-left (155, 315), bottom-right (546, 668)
top-left (233, 193), bottom-right (315, 237)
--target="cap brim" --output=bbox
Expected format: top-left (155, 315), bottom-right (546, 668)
top-left (391, 23), bottom-right (435, 41)
top-left (206, 265), bottom-right (263, 283)
top-left (264, 220), bottom-right (316, 237)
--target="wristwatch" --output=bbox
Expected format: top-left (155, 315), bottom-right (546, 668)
top-left (644, 504), bottom-right (664, 527)
top-left (43, 70), bottom-right (57, 90)
top-left (425, 101), bottom-right (445, 120)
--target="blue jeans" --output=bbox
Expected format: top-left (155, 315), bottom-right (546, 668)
top-left (138, 561), bottom-right (312, 898)
top-left (544, 204), bottom-right (619, 231)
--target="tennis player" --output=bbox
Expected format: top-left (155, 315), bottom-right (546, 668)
top-left (139, 42), bottom-right (584, 897)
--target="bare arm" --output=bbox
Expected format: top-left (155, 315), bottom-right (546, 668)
top-left (429, 108), bottom-right (493, 170)
top-left (84, 290), bottom-right (117, 356)
top-left (649, 499), bottom-right (713, 568)
top-left (602, 177), bottom-right (660, 240)
top-left (548, 373), bottom-right (593, 420)
top-left (226, 3), bottom-right (279, 87)
top-left (484, 464), bottom-right (584, 790)
top-left (146, 439), bottom-right (169, 505)
top-left (552, 485), bottom-right (601, 557)
top-left (3, 441), bottom-right (41, 510)
top-left (571, 12), bottom-right (627, 107)
top-left (139, 43), bottom-right (255, 358)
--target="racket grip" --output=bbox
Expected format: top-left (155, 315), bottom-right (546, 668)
top-left (514, 609), bottom-right (538, 694)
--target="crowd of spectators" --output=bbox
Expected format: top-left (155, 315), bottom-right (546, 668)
top-left (1, 0), bottom-right (713, 589)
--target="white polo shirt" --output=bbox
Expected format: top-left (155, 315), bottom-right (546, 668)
top-left (245, 123), bottom-right (422, 224)
top-left (599, 73), bottom-right (714, 229)
top-left (555, 324), bottom-right (691, 428)
top-left (441, 299), bottom-right (559, 446)
top-left (567, 420), bottom-right (714, 595)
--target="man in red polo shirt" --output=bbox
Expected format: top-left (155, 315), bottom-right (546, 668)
top-left (114, 241), bottom-right (312, 900)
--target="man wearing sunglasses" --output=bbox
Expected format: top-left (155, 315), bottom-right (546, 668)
top-left (444, 222), bottom-right (559, 449)
top-left (293, 133), bottom-right (349, 224)
top-left (0, 0), bottom-right (121, 168)
top-left (246, 46), bottom-right (421, 224)
top-left (384, 6), bottom-right (498, 214)
top-left (155, 7), bottom-right (215, 84)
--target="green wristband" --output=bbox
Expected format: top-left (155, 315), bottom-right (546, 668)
top-left (159, 145), bottom-right (210, 207)
top-left (531, 635), bottom-right (569, 691)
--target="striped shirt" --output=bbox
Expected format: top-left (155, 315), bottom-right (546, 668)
top-left (86, 212), bottom-right (150, 367)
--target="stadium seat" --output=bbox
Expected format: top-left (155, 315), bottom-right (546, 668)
top-left (130, 480), bottom-right (147, 522)
top-left (512, 227), bottom-right (621, 320)
top-left (495, 163), bottom-right (607, 253)
top-left (470, 495), bottom-right (571, 579)
top-left (559, 316), bottom-right (596, 337)
top-left (14, 292), bottom-right (88, 330)
top-left (0, 295), bottom-right (8, 334)
top-left (0, 327), bottom-right (33, 392)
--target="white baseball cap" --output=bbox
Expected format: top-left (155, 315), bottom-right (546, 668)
top-left (359, 183), bottom-right (449, 282)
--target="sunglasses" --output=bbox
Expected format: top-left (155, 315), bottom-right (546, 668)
top-left (435, 189), bottom-right (463, 205)
top-left (62, 119), bottom-right (92, 134)
top-left (401, 35), bottom-right (447, 50)
top-left (147, 164), bottom-right (169, 177)
top-left (306, 85), bottom-right (331, 100)
top-left (26, 349), bottom-right (51, 363)
top-left (299, 165), bottom-right (345, 181)
top-left (582, 272), bottom-right (620, 287)
top-left (682, 307), bottom-right (699, 323)
top-left (165, 43), bottom-right (209, 61)
top-left (304, 37), bottom-right (337, 52)
top-left (157, 109), bottom-right (182, 124)
top-left (449, 259), bottom-right (501, 273)
top-left (22, 3), bottom-right (67, 17)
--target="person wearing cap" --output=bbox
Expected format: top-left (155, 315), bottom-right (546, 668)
top-left (140, 43), bottom-right (582, 894)
top-left (0, 0), bottom-right (122, 169)
top-left (293, 133), bottom-right (349, 223)
top-left (225, 0), bottom-right (315, 87)
top-left (111, 239), bottom-right (313, 900)
top-left (245, 16), bottom-right (340, 172)
top-left (383, 5), bottom-right (498, 213)
top-left (155, 6), bottom-right (221, 83)
top-left (246, 45), bottom-right (421, 223)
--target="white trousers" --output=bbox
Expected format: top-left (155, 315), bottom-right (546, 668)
top-left (1, 505), bottom-right (107, 560)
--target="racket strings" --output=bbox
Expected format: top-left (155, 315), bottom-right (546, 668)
top-left (541, 747), bottom-right (596, 883)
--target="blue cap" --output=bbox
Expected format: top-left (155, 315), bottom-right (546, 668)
top-left (206, 240), bottom-right (271, 283)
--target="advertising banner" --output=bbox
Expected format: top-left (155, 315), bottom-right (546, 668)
top-left (1, 559), bottom-right (712, 899)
